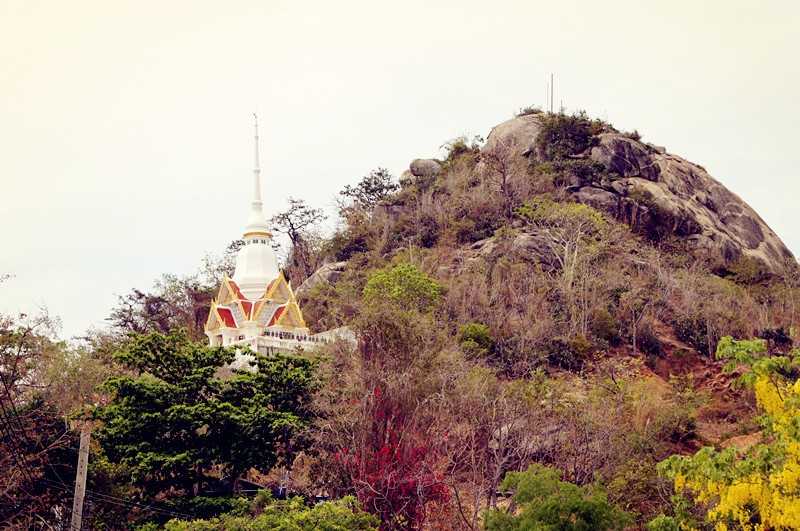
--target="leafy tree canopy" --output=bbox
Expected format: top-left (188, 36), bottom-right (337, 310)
top-left (362, 263), bottom-right (442, 313)
top-left (516, 197), bottom-right (607, 235)
top-left (535, 111), bottom-right (607, 161)
top-left (657, 337), bottom-right (800, 531)
top-left (483, 464), bottom-right (632, 531)
top-left (339, 168), bottom-right (399, 212)
top-left (93, 330), bottom-right (320, 516)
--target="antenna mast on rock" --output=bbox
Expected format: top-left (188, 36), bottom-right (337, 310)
top-left (545, 77), bottom-right (549, 113)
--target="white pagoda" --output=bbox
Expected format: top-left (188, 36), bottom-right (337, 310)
top-left (204, 115), bottom-right (349, 364)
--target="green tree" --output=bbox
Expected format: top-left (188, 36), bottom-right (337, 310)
top-left (657, 337), bottom-right (800, 531)
top-left (339, 168), bottom-right (399, 213)
top-left (516, 198), bottom-right (608, 338)
top-left (93, 330), bottom-right (319, 519)
top-left (483, 464), bottom-right (632, 531)
top-left (459, 322), bottom-right (495, 358)
top-left (534, 111), bottom-right (605, 161)
top-left (362, 262), bottom-right (442, 312)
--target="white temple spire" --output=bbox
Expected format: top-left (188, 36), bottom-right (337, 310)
top-left (233, 113), bottom-right (280, 299)
top-left (253, 112), bottom-right (262, 203)
top-left (243, 112), bottom-right (271, 239)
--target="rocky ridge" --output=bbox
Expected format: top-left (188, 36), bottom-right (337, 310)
top-left (481, 114), bottom-right (794, 274)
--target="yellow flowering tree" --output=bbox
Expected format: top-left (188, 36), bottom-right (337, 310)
top-left (657, 337), bottom-right (800, 531)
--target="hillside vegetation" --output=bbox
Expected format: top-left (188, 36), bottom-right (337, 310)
top-left (2, 109), bottom-right (798, 530)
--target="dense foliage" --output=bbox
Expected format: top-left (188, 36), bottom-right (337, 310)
top-left (0, 310), bottom-right (109, 528)
top-left (656, 337), bottom-right (800, 530)
top-left (362, 262), bottom-right (443, 312)
top-left (534, 111), bottom-right (606, 161)
top-left (93, 330), bottom-right (319, 520)
top-left (314, 262), bottom-right (453, 529)
top-left (484, 464), bottom-right (632, 530)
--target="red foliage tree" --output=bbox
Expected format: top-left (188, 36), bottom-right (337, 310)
top-left (336, 387), bottom-right (449, 530)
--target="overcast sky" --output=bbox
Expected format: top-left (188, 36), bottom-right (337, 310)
top-left (2, 0), bottom-right (798, 339)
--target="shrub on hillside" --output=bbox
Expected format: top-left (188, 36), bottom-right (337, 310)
top-left (516, 196), bottom-right (607, 234)
top-left (452, 216), bottom-right (501, 244)
top-left (638, 323), bottom-right (663, 359)
top-left (516, 105), bottom-right (543, 117)
top-left (442, 135), bottom-right (481, 166)
top-left (377, 210), bottom-right (442, 252)
top-left (534, 111), bottom-right (607, 161)
top-left (759, 326), bottom-right (793, 350)
top-left (326, 225), bottom-right (370, 262)
top-left (665, 270), bottom-right (758, 356)
top-left (728, 254), bottom-right (772, 285)
top-left (545, 335), bottom-right (593, 371)
top-left (622, 129), bottom-right (642, 142)
top-left (484, 464), bottom-right (632, 531)
top-left (646, 515), bottom-right (681, 531)
top-left (363, 263), bottom-right (442, 312)
top-left (672, 315), bottom-right (711, 356)
top-left (590, 308), bottom-right (621, 346)
top-left (627, 188), bottom-right (683, 243)
top-left (547, 158), bottom-right (609, 188)
top-left (459, 322), bottom-right (495, 358)
top-left (339, 167), bottom-right (399, 213)
top-left (417, 213), bottom-right (440, 248)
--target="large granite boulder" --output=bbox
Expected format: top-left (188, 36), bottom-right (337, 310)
top-left (478, 115), bottom-right (794, 273)
top-left (448, 228), bottom-right (560, 275)
top-left (590, 133), bottom-right (660, 181)
top-left (482, 114), bottom-right (543, 157)
top-left (583, 133), bottom-right (792, 270)
top-left (409, 158), bottom-right (442, 178)
top-left (295, 261), bottom-right (348, 298)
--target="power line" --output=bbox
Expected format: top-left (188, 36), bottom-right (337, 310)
top-left (0, 403), bottom-right (37, 486)
top-left (40, 479), bottom-right (195, 520)
top-left (1, 402), bottom-right (192, 523)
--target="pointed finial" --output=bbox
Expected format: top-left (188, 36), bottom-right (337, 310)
top-left (242, 112), bottom-right (271, 239)
top-left (252, 112), bottom-right (262, 203)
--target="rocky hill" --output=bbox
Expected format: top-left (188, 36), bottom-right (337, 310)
top-left (290, 109), bottom-right (800, 529)
top-left (9, 110), bottom-right (797, 531)
top-left (410, 113), bottom-right (794, 275)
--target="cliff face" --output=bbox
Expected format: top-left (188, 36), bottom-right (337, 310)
top-left (483, 114), bottom-right (795, 274)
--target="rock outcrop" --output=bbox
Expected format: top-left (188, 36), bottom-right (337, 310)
top-left (446, 229), bottom-right (560, 276)
top-left (482, 114), bottom-right (542, 156)
top-left (483, 115), bottom-right (795, 273)
top-left (590, 133), bottom-right (661, 181)
top-left (295, 261), bottom-right (348, 298)
top-left (409, 158), bottom-right (442, 178)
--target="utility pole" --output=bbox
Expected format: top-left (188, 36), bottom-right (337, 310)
top-left (550, 73), bottom-right (554, 113)
top-left (70, 421), bottom-right (91, 531)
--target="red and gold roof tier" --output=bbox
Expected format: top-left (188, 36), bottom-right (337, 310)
top-left (204, 273), bottom-right (307, 333)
